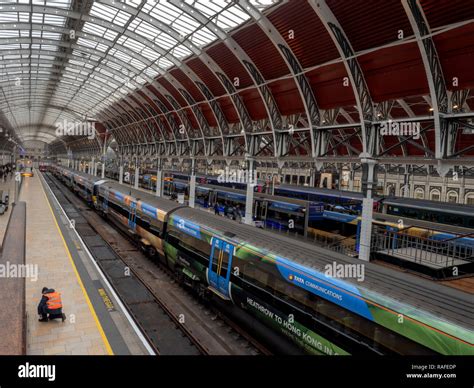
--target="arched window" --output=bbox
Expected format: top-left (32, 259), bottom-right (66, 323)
top-left (414, 188), bottom-right (425, 199)
top-left (430, 189), bottom-right (441, 201)
top-left (465, 193), bottom-right (474, 205)
top-left (447, 191), bottom-right (458, 204)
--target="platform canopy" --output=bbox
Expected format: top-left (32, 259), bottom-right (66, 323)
top-left (0, 0), bottom-right (473, 167)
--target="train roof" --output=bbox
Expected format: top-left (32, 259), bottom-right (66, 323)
top-left (71, 170), bottom-right (103, 183)
top-left (99, 180), bottom-right (180, 213)
top-left (275, 184), bottom-right (370, 201)
top-left (373, 212), bottom-right (474, 235)
top-left (382, 197), bottom-right (474, 216)
top-left (178, 179), bottom-right (315, 207)
top-left (172, 206), bottom-right (473, 331)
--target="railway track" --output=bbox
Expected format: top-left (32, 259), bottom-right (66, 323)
top-left (43, 172), bottom-right (271, 355)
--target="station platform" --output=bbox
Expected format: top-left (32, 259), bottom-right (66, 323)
top-left (17, 172), bottom-right (150, 355)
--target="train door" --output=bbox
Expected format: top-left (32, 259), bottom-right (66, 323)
top-left (208, 238), bottom-right (234, 299)
top-left (254, 200), bottom-right (267, 221)
top-left (208, 190), bottom-right (216, 206)
top-left (102, 187), bottom-right (109, 211)
top-left (128, 200), bottom-right (137, 230)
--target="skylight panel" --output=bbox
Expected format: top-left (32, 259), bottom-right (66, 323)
top-left (82, 22), bottom-right (107, 37)
top-left (122, 37), bottom-right (145, 55)
top-left (38, 54), bottom-right (55, 61)
top-left (141, 47), bottom-right (160, 62)
top-left (154, 33), bottom-right (177, 50)
top-left (103, 28), bottom-right (118, 41)
top-left (135, 75), bottom-right (146, 85)
top-left (34, 0), bottom-right (71, 9)
top-left (0, 43), bottom-right (21, 50)
top-left (40, 31), bottom-right (61, 40)
top-left (44, 14), bottom-right (66, 26)
top-left (110, 48), bottom-right (133, 64)
top-left (130, 58), bottom-right (146, 71)
top-left (90, 2), bottom-right (118, 20)
top-left (148, 2), bottom-right (180, 25)
top-left (112, 9), bottom-right (131, 27)
top-left (0, 30), bottom-right (20, 38)
top-left (133, 20), bottom-right (159, 40)
top-left (77, 37), bottom-right (99, 50)
top-left (64, 66), bottom-right (80, 74)
top-left (105, 61), bottom-right (122, 72)
top-left (144, 67), bottom-right (159, 79)
top-left (158, 57), bottom-right (173, 69)
top-left (188, 0), bottom-right (225, 18)
top-left (0, 12), bottom-right (20, 23)
top-left (188, 27), bottom-right (217, 47)
top-left (248, 0), bottom-right (279, 9)
top-left (171, 44), bottom-right (192, 58)
top-left (18, 12), bottom-right (29, 22)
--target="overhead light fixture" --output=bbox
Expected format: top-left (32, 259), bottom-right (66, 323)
top-left (429, 107), bottom-right (434, 112)
top-left (453, 104), bottom-right (459, 109)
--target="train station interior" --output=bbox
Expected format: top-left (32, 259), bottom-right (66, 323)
top-left (0, 0), bottom-right (473, 383)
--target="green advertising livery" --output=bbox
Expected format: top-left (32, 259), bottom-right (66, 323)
top-left (54, 165), bottom-right (474, 356)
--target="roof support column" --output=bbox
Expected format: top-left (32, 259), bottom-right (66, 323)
top-left (244, 157), bottom-right (255, 226)
top-left (134, 165), bottom-right (140, 190)
top-left (155, 158), bottom-right (163, 198)
top-left (358, 156), bottom-right (377, 262)
top-left (189, 158), bottom-right (196, 209)
top-left (119, 164), bottom-right (123, 185)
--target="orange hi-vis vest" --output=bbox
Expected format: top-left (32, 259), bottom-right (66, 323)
top-left (45, 292), bottom-right (63, 310)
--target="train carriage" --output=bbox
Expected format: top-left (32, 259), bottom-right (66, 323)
top-left (48, 165), bottom-right (474, 356)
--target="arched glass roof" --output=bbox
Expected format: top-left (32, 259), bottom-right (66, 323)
top-left (0, 0), bottom-right (277, 146)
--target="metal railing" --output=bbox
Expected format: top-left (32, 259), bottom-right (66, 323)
top-left (371, 225), bottom-right (473, 268)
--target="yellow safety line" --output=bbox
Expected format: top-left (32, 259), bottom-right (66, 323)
top-left (38, 175), bottom-right (114, 355)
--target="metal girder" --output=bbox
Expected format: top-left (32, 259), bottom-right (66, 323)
top-left (238, 0), bottom-right (319, 158)
top-left (35, 0), bottom-right (94, 135)
top-left (310, 0), bottom-right (377, 157)
top-left (396, 98), bottom-right (431, 154)
top-left (170, 0), bottom-right (281, 157)
top-left (0, 2), bottom-right (242, 157)
top-left (139, 88), bottom-right (179, 145)
top-left (167, 0), bottom-right (252, 149)
top-left (402, 0), bottom-right (451, 161)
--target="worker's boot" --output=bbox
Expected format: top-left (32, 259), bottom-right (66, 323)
top-left (38, 317), bottom-right (48, 322)
top-left (62, 313), bottom-right (66, 322)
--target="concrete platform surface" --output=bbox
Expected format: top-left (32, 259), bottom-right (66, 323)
top-left (18, 172), bottom-right (149, 355)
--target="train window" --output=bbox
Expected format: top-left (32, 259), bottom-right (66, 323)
top-left (149, 222), bottom-right (161, 235)
top-left (243, 262), bottom-right (270, 288)
top-left (141, 216), bottom-right (151, 229)
top-left (444, 215), bottom-right (463, 226)
top-left (212, 246), bottom-right (230, 277)
top-left (168, 225), bottom-right (212, 258)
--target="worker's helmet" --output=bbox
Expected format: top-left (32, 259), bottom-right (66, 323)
top-left (41, 287), bottom-right (49, 294)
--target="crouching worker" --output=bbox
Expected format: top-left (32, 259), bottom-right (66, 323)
top-left (38, 287), bottom-right (66, 322)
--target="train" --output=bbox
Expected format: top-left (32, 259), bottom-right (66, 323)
top-left (108, 168), bottom-right (474, 229)
top-left (50, 165), bottom-right (474, 355)
top-left (104, 168), bottom-right (474, 259)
